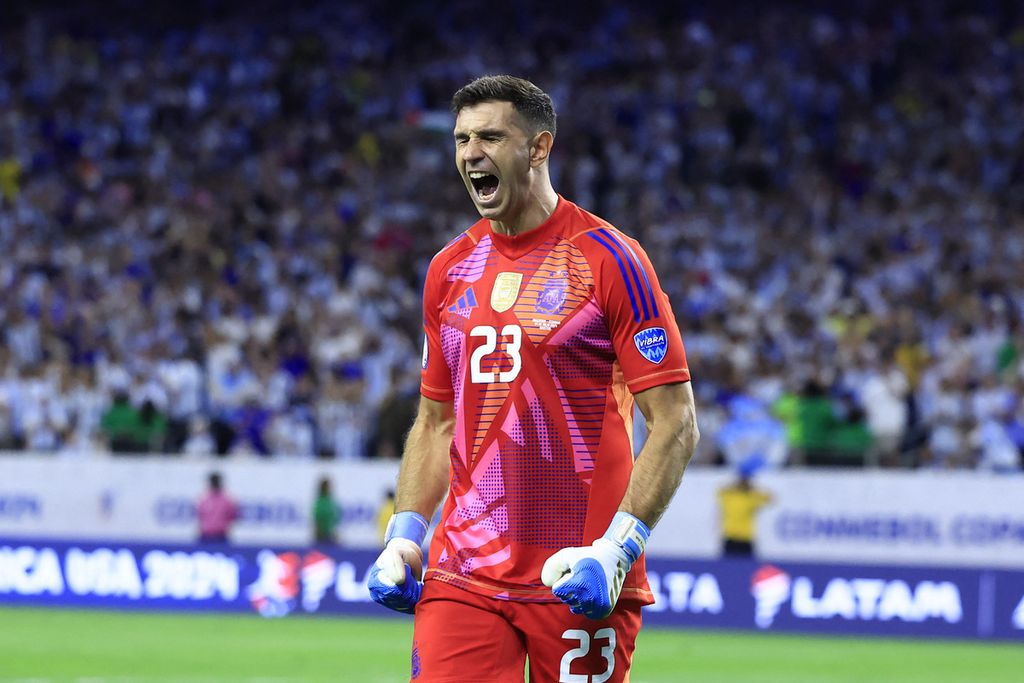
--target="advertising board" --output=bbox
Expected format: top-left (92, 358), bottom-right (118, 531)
top-left (2, 539), bottom-right (1021, 641)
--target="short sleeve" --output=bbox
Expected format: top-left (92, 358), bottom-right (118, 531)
top-left (420, 258), bottom-right (455, 402)
top-left (591, 229), bottom-right (690, 394)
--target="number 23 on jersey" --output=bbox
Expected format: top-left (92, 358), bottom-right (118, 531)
top-left (469, 324), bottom-right (523, 384)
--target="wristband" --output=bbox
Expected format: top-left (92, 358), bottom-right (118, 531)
top-left (385, 511), bottom-right (429, 546)
top-left (603, 511), bottom-right (650, 564)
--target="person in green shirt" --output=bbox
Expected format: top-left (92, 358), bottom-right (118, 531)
top-left (100, 391), bottom-right (142, 453)
top-left (312, 477), bottom-right (340, 545)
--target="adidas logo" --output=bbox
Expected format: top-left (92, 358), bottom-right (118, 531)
top-left (448, 287), bottom-right (478, 313)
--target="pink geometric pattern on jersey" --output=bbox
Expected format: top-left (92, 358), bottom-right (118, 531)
top-left (460, 548), bottom-right (512, 573)
top-left (440, 392), bottom-right (587, 558)
top-left (518, 379), bottom-right (554, 462)
top-left (503, 400), bottom-right (588, 547)
top-left (472, 383), bottom-right (510, 457)
top-left (543, 305), bottom-right (615, 479)
top-left (499, 394), bottom-right (523, 445)
top-left (544, 301), bottom-right (614, 381)
top-left (546, 297), bottom-right (604, 348)
top-left (440, 323), bottom-right (468, 460)
top-left (448, 439), bottom-right (506, 534)
top-left (463, 433), bottom-right (504, 492)
top-left (445, 507), bottom-right (506, 549)
top-left (556, 385), bottom-right (605, 479)
top-left (438, 436), bottom-right (511, 582)
top-left (438, 535), bottom-right (504, 580)
top-left (446, 234), bottom-right (494, 282)
top-left (439, 542), bottom-right (512, 576)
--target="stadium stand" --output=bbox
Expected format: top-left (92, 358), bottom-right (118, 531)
top-left (0, 1), bottom-right (1021, 468)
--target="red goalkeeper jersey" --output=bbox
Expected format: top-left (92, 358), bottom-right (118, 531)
top-left (419, 196), bottom-right (690, 604)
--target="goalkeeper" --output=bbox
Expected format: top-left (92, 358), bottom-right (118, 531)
top-left (368, 75), bottom-right (698, 683)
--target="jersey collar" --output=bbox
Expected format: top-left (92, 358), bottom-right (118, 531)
top-left (487, 196), bottom-right (571, 260)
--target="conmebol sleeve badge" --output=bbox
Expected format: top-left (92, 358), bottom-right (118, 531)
top-left (633, 327), bottom-right (668, 363)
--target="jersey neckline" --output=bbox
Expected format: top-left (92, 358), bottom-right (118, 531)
top-left (485, 195), bottom-right (572, 260)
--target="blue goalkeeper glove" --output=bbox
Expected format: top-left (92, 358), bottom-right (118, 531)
top-left (541, 512), bottom-right (651, 620)
top-left (367, 511), bottom-right (428, 614)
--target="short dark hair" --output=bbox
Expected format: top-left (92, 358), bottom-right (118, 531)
top-left (451, 75), bottom-right (556, 137)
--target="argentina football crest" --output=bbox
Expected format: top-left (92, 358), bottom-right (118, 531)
top-left (535, 276), bottom-right (567, 315)
top-left (633, 327), bottom-right (668, 363)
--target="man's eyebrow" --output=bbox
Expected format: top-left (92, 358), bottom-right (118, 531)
top-left (454, 127), bottom-right (506, 139)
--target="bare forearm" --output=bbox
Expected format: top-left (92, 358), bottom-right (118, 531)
top-left (619, 386), bottom-right (699, 529)
top-left (395, 399), bottom-right (454, 519)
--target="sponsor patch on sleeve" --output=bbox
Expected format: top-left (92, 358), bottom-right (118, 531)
top-left (633, 327), bottom-right (668, 364)
top-left (421, 337), bottom-right (429, 369)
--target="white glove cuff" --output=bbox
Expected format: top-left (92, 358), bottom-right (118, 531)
top-left (602, 511), bottom-right (650, 565)
top-left (385, 510), bottom-right (429, 546)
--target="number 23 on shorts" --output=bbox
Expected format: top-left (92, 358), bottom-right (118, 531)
top-left (559, 628), bottom-right (615, 683)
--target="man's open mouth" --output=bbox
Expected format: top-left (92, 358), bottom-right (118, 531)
top-left (469, 171), bottom-right (500, 201)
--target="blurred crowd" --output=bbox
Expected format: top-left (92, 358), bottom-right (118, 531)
top-left (0, 1), bottom-right (1022, 469)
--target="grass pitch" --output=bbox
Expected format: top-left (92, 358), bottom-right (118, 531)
top-left (0, 607), bottom-right (1021, 682)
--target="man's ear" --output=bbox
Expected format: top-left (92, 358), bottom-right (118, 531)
top-left (529, 131), bottom-right (554, 167)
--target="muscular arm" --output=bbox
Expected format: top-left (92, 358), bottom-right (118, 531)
top-left (541, 380), bottom-right (698, 616)
top-left (394, 396), bottom-right (455, 520)
top-left (618, 381), bottom-right (699, 529)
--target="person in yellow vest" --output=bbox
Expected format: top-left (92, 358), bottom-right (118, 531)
top-left (716, 458), bottom-right (774, 557)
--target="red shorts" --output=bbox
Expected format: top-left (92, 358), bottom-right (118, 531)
top-left (409, 579), bottom-right (643, 683)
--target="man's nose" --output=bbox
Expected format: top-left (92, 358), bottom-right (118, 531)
top-left (462, 138), bottom-right (484, 162)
